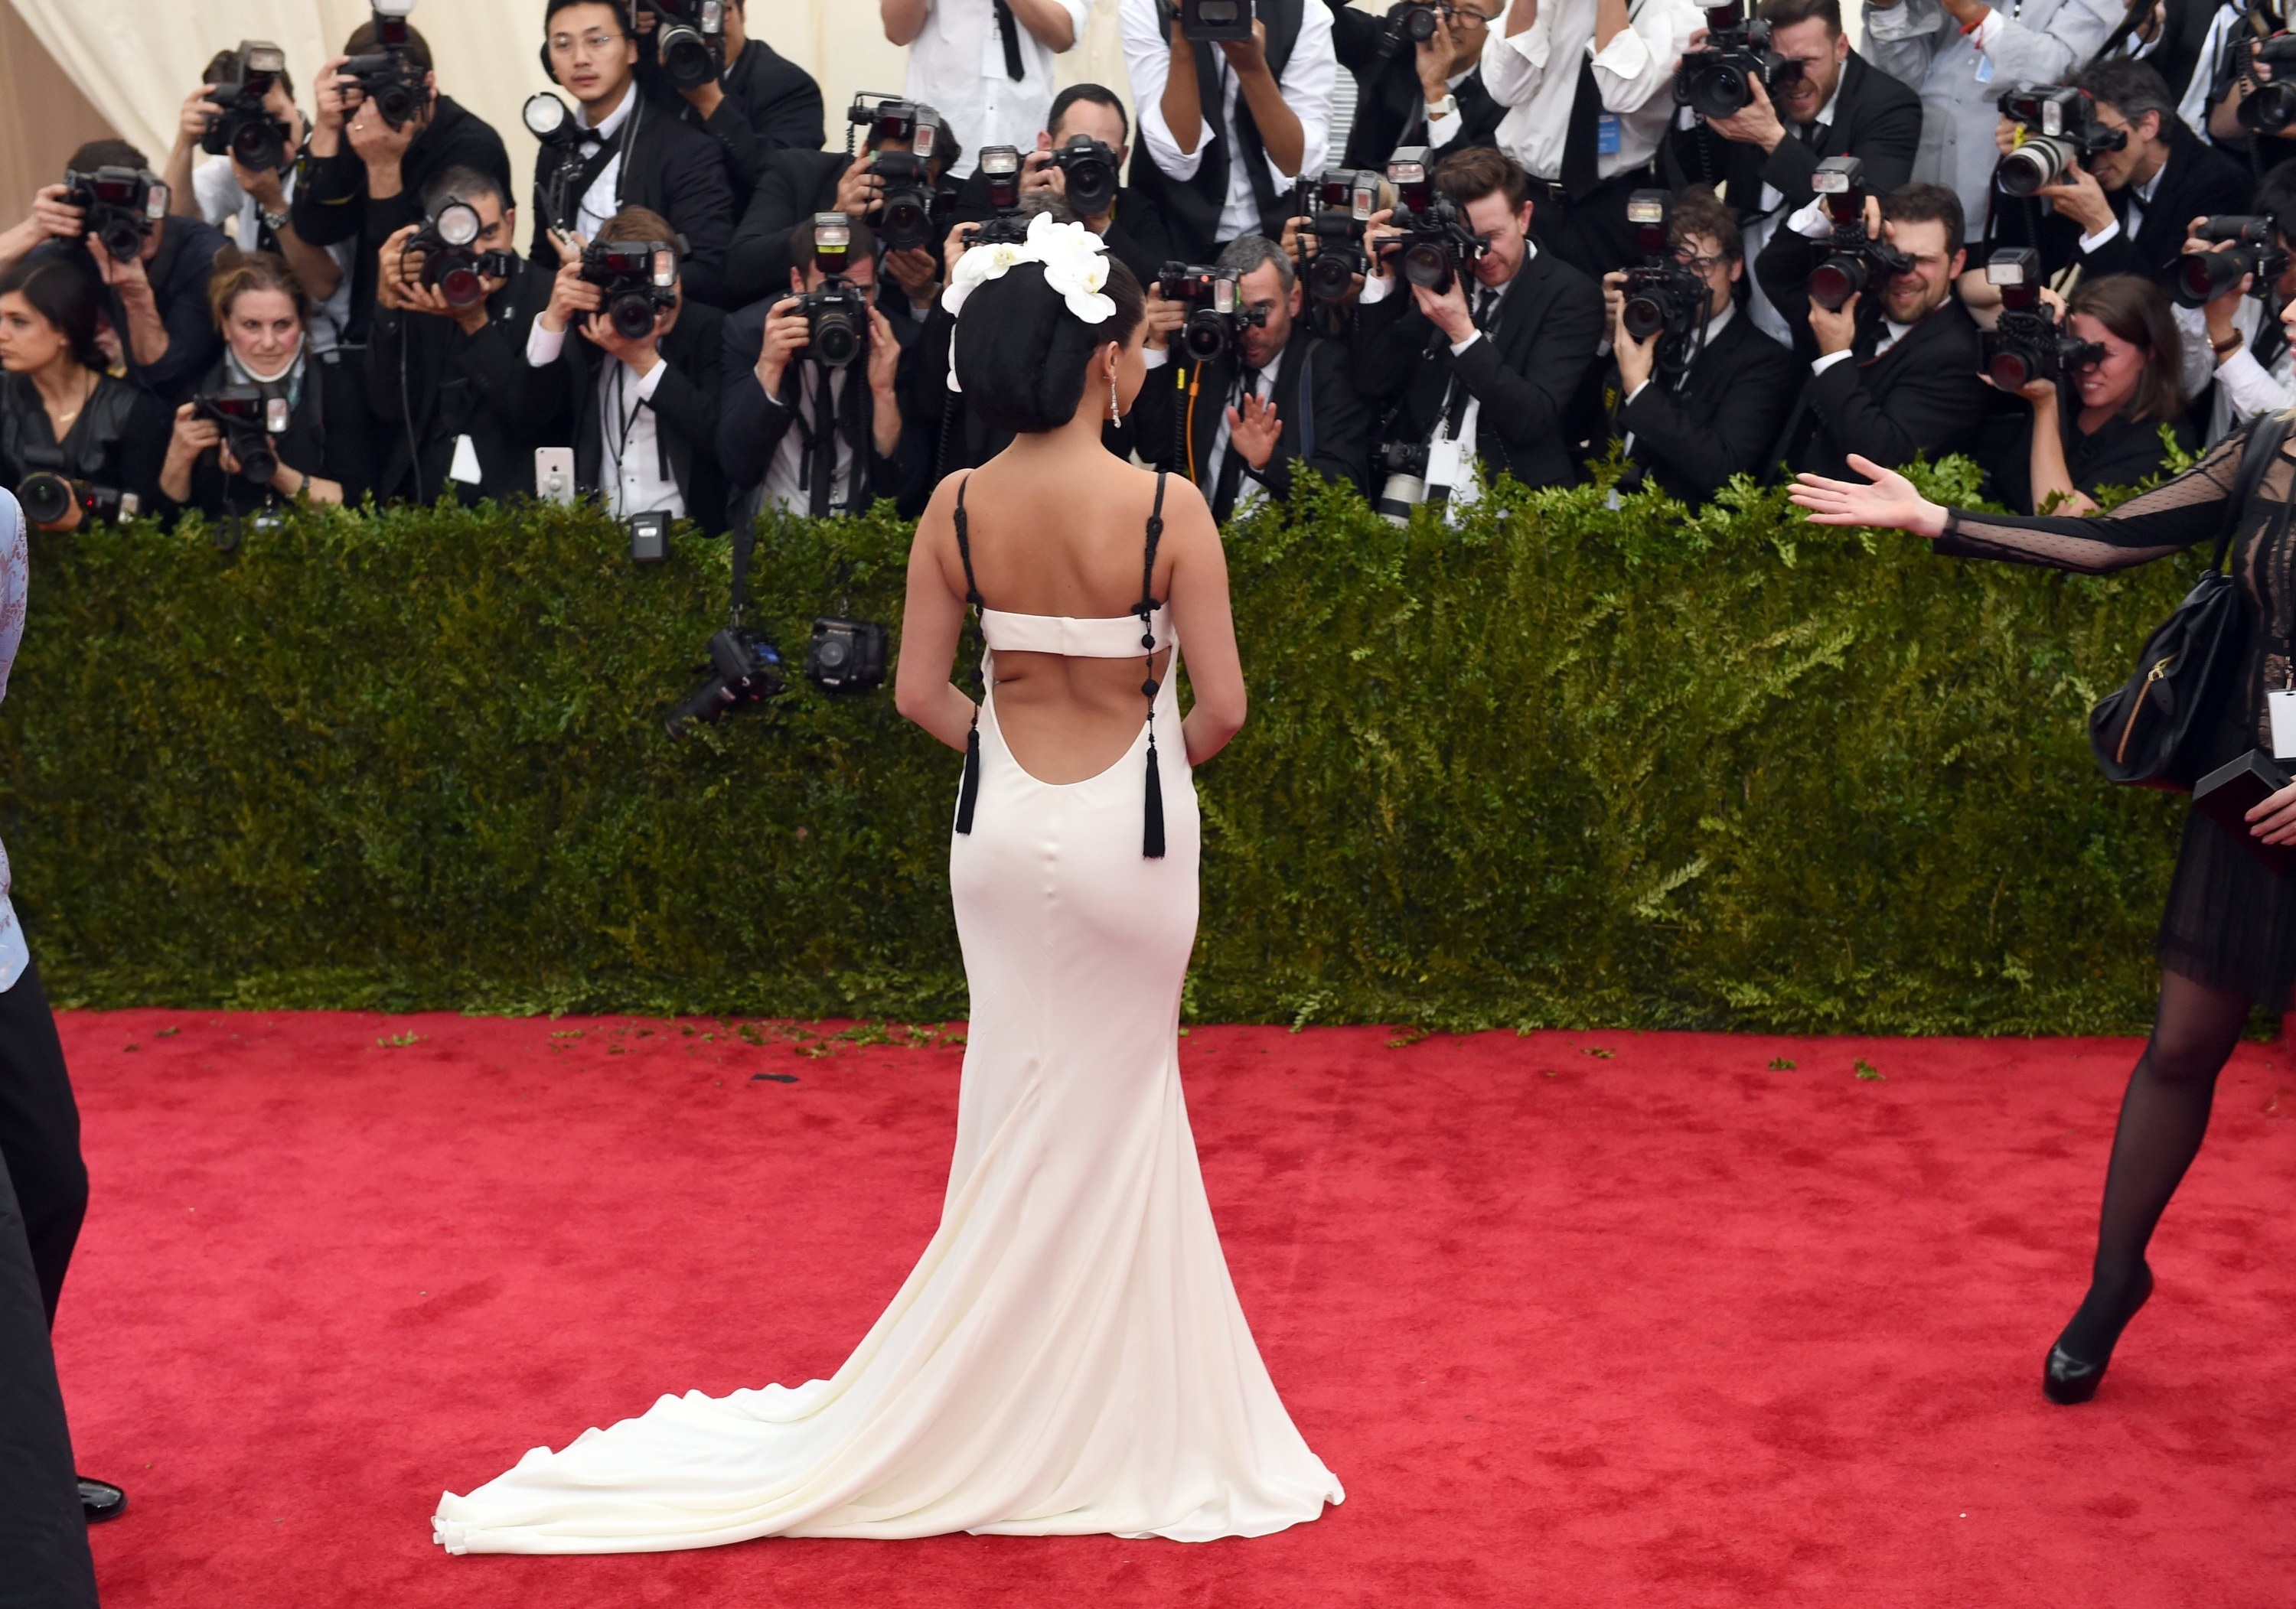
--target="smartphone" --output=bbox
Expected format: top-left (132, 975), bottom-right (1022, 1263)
top-left (534, 446), bottom-right (576, 506)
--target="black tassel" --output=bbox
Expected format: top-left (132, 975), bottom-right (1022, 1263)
top-left (955, 720), bottom-right (981, 835)
top-left (1143, 742), bottom-right (1166, 858)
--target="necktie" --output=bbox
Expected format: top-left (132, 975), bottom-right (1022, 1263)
top-left (993, 0), bottom-right (1025, 80)
top-left (1561, 57), bottom-right (1603, 200)
top-left (808, 371), bottom-right (838, 518)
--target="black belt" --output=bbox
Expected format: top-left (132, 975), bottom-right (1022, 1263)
top-left (1525, 162), bottom-right (1656, 206)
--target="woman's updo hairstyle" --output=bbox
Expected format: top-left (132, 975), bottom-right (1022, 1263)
top-left (0, 259), bottom-right (106, 372)
top-left (953, 256), bottom-right (1144, 434)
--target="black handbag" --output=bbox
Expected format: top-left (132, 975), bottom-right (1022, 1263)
top-left (2088, 415), bottom-right (2291, 791)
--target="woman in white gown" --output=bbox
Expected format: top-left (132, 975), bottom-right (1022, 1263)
top-left (431, 215), bottom-right (1342, 1555)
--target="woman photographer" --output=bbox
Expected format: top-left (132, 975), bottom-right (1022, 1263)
top-left (1988, 275), bottom-right (2190, 515)
top-left (158, 250), bottom-right (374, 518)
top-left (0, 259), bottom-right (167, 532)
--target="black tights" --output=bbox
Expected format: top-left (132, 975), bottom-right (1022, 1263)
top-left (2058, 968), bottom-right (2254, 1362)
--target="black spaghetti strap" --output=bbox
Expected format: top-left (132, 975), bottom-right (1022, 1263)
top-left (1139, 471), bottom-right (1169, 860)
top-left (953, 473), bottom-right (984, 835)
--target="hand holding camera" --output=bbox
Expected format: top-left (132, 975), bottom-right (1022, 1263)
top-left (755, 292), bottom-right (812, 396)
top-left (833, 154), bottom-right (885, 220)
top-left (1978, 249), bottom-right (2095, 399)
top-left (1703, 73), bottom-right (1786, 152)
top-left (2178, 216), bottom-right (2290, 352)
top-left (541, 230), bottom-right (604, 334)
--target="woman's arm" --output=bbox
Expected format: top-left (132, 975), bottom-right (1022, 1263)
top-left (1159, 476), bottom-right (1245, 764)
top-left (2021, 386), bottom-right (2092, 516)
top-left (894, 475), bottom-right (979, 753)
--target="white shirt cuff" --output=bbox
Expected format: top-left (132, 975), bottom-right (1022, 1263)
top-left (630, 357), bottom-right (668, 399)
top-left (1139, 101), bottom-right (1215, 184)
top-left (1502, 20), bottom-right (1551, 75)
top-left (1143, 345), bottom-right (1171, 370)
top-left (1811, 350), bottom-right (1855, 376)
top-left (525, 314), bottom-right (567, 368)
top-left (1968, 11), bottom-right (2005, 50)
top-left (1623, 378), bottom-right (1652, 404)
top-left (1587, 24), bottom-right (1652, 80)
top-left (1360, 273), bottom-right (1394, 306)
top-left (1786, 197), bottom-right (1835, 239)
top-left (1449, 331), bottom-right (1482, 357)
top-left (2077, 219), bottom-right (2122, 254)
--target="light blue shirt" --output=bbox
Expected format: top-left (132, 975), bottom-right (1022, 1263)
top-left (0, 491), bottom-right (29, 992)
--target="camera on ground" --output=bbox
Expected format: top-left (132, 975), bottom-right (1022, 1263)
top-left (800, 213), bottom-right (868, 369)
top-left (64, 166), bottom-right (165, 263)
top-left (203, 41), bottom-right (292, 173)
top-left (1979, 249), bottom-right (2102, 389)
top-left (1674, 1), bottom-right (1802, 121)
top-left (1179, 0), bottom-right (1255, 43)
top-left (1806, 155), bottom-right (1910, 311)
top-left (806, 618), bottom-right (888, 693)
top-left (1294, 169), bottom-right (1385, 303)
top-left (2174, 215), bottom-right (2291, 307)
top-left (1994, 84), bottom-right (2125, 199)
top-left (1156, 263), bottom-right (1265, 363)
top-left (582, 239), bottom-right (678, 339)
top-left (848, 94), bottom-right (953, 251)
top-left (341, 0), bottom-right (426, 129)
top-left (1617, 190), bottom-right (1711, 369)
top-left (403, 196), bottom-right (515, 308)
top-left (1050, 134), bottom-right (1120, 217)
top-left (667, 624), bottom-right (784, 735)
top-left (1381, 147), bottom-right (1482, 295)
top-left (194, 386), bottom-right (292, 484)
top-left (638, 0), bottom-right (724, 92)
top-left (15, 474), bottom-right (137, 529)
top-left (964, 147), bottom-right (1032, 249)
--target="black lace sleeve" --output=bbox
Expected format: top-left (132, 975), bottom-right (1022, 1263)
top-left (1932, 428), bottom-right (2253, 575)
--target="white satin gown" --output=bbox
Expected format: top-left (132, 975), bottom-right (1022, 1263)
top-left (431, 581), bottom-right (1343, 1553)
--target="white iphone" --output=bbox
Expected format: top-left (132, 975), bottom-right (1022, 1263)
top-left (534, 447), bottom-right (576, 506)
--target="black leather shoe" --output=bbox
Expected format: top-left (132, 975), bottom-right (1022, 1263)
top-left (2043, 1263), bottom-right (2154, 1406)
top-left (78, 1477), bottom-right (126, 1523)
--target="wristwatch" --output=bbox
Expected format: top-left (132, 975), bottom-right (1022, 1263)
top-left (2213, 327), bottom-right (2245, 360)
top-left (1427, 93), bottom-right (1458, 119)
top-left (261, 206), bottom-right (291, 236)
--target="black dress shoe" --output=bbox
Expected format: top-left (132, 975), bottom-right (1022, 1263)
top-left (2043, 1263), bottom-right (2154, 1406)
top-left (78, 1477), bottom-right (126, 1523)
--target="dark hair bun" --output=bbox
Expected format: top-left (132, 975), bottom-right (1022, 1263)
top-left (953, 257), bottom-right (1145, 435)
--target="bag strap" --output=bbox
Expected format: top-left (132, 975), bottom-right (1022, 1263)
top-left (2213, 413), bottom-right (2292, 572)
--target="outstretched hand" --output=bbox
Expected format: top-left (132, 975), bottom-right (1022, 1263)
top-left (1788, 454), bottom-right (1949, 538)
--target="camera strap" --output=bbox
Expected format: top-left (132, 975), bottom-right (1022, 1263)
top-left (992, 0), bottom-right (1026, 80)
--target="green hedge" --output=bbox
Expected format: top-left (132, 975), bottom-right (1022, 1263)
top-left (0, 459), bottom-right (2201, 1033)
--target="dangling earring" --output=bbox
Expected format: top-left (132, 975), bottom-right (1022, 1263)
top-left (1108, 368), bottom-right (1121, 422)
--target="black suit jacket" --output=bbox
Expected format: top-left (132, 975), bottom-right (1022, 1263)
top-left (1666, 53), bottom-right (1922, 225)
top-left (725, 148), bottom-right (845, 309)
top-left (529, 96), bottom-right (739, 310)
top-left (364, 264), bottom-right (556, 504)
top-left (659, 38), bottom-right (827, 195)
top-left (1348, 247), bottom-right (1606, 490)
top-left (1754, 286), bottom-right (1988, 481)
top-left (1609, 311), bottom-right (1800, 504)
top-left (523, 301), bottom-right (729, 534)
top-left (716, 297), bottom-right (929, 516)
top-left (1328, 0), bottom-right (1503, 171)
top-left (1129, 324), bottom-right (1372, 513)
top-left (1988, 130), bottom-right (2251, 288)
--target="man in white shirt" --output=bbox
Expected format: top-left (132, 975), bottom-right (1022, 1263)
top-left (1476, 0), bottom-right (1702, 279)
top-left (1120, 0), bottom-right (1339, 264)
top-left (2171, 166), bottom-right (2296, 445)
top-left (882, 0), bottom-right (1091, 179)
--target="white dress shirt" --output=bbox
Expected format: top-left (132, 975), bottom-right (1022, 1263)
top-left (2173, 296), bottom-right (2296, 445)
top-left (2178, 2), bottom-right (2256, 143)
top-left (1205, 347), bottom-right (1284, 513)
top-left (906, 0), bottom-right (1092, 179)
top-left (1731, 79), bottom-right (1842, 346)
top-left (2078, 155), bottom-right (2167, 256)
top-left (1476, 0), bottom-right (1703, 184)
top-left (1123, 0), bottom-right (1338, 246)
top-left (1362, 253), bottom-right (1522, 513)
top-left (762, 366), bottom-right (860, 514)
top-left (1782, 197), bottom-right (1918, 373)
top-left (193, 156), bottom-right (356, 355)
top-left (1426, 65), bottom-right (1477, 151)
top-left (524, 317), bottom-right (686, 519)
top-left (572, 86), bottom-right (637, 241)
top-left (0, 493), bottom-right (26, 992)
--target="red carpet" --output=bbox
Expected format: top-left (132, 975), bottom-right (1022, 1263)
top-left (47, 1014), bottom-right (2296, 1607)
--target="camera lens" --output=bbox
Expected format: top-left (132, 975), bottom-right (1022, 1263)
top-left (1401, 240), bottom-right (1453, 292)
top-left (237, 441), bottom-right (280, 485)
top-left (609, 289), bottom-right (657, 340)
top-left (1808, 256), bottom-right (1864, 312)
top-left (17, 473), bottom-right (73, 528)
top-left (1309, 250), bottom-right (1357, 301)
top-left (439, 264), bottom-right (485, 308)
top-left (97, 219), bottom-right (144, 262)
top-left (230, 116), bottom-right (285, 172)
top-left (377, 83), bottom-right (414, 124)
top-left (1182, 308), bottom-right (1228, 363)
top-left (2176, 248), bottom-right (2251, 308)
top-left (1622, 294), bottom-right (1667, 342)
top-left (1995, 135), bottom-right (2073, 199)
top-left (1688, 63), bottom-right (1753, 120)
top-left (814, 309), bottom-right (860, 367)
top-left (659, 28), bottom-right (716, 90)
top-left (880, 194), bottom-right (927, 248)
top-left (1985, 350), bottom-right (2038, 390)
top-left (1403, 5), bottom-right (1437, 41)
top-left (1064, 155), bottom-right (1115, 214)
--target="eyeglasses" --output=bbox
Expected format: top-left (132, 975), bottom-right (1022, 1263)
top-left (1671, 249), bottom-right (1729, 272)
top-left (548, 30), bottom-right (620, 54)
top-left (1443, 5), bottom-right (1493, 27)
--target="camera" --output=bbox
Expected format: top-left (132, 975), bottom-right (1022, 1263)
top-left (1156, 263), bottom-right (1266, 363)
top-left (666, 624), bottom-right (785, 736)
top-left (341, 0), bottom-right (427, 130)
top-left (1295, 169), bottom-right (1384, 302)
top-left (1994, 84), bottom-right (2126, 198)
top-left (15, 473), bottom-right (138, 529)
top-left (799, 213), bottom-right (867, 369)
top-left (2239, 35), bottom-right (2296, 134)
top-left (581, 238), bottom-right (678, 340)
top-left (848, 94), bottom-right (951, 250)
top-left (1387, 1), bottom-right (1440, 46)
top-left (805, 618), bottom-right (889, 692)
top-left (1979, 249), bottom-right (2102, 389)
top-left (1049, 133), bottom-right (1120, 217)
top-left (1179, 0), bottom-right (1255, 42)
top-left (201, 41), bottom-right (292, 173)
top-left (1617, 190), bottom-right (1711, 369)
top-left (637, 0), bottom-right (724, 92)
top-left (1381, 147), bottom-right (1483, 294)
top-left (1806, 155), bottom-right (1910, 311)
top-left (403, 196), bottom-right (515, 308)
top-left (1674, 1), bottom-right (1802, 121)
top-left (963, 147), bottom-right (1032, 249)
top-left (62, 165), bottom-right (165, 264)
top-left (1374, 439), bottom-right (1430, 525)
top-left (2174, 215), bottom-right (2291, 307)
top-left (194, 386), bottom-right (292, 485)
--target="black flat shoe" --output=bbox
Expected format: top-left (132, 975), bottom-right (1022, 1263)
top-left (2043, 1263), bottom-right (2154, 1406)
top-left (78, 1477), bottom-right (126, 1523)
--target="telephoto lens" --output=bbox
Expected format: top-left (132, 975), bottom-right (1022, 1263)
top-left (2174, 217), bottom-right (2286, 308)
top-left (1053, 135), bottom-right (1118, 215)
top-left (16, 473), bottom-right (76, 528)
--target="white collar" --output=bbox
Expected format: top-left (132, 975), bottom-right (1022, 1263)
top-left (1883, 314), bottom-right (1914, 344)
top-left (579, 83), bottom-right (636, 139)
top-left (1812, 81), bottom-right (1843, 130)
top-left (1699, 296), bottom-right (1737, 342)
top-left (2133, 155), bottom-right (2168, 204)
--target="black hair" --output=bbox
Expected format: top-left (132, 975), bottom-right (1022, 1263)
top-left (2072, 57), bottom-right (2177, 134)
top-left (545, 0), bottom-right (632, 34)
top-left (422, 165), bottom-right (510, 218)
top-left (1048, 83), bottom-right (1129, 147)
top-left (953, 258), bottom-right (1146, 434)
top-left (344, 19), bottom-right (435, 70)
top-left (0, 259), bottom-right (106, 371)
top-left (67, 139), bottom-right (148, 173)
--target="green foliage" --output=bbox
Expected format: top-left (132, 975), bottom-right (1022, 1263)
top-left (0, 467), bottom-right (2197, 1034)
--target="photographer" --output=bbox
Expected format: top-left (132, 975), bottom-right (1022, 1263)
top-left (718, 213), bottom-right (927, 516)
top-left (723, 103), bottom-right (966, 314)
top-left (1980, 273), bottom-right (2189, 514)
top-left (1857, 0), bottom-right (2123, 232)
top-left (157, 251), bottom-right (378, 521)
top-left (2193, 4), bottom-right (2296, 167)
top-left (1130, 235), bottom-right (1371, 516)
top-left (1327, 0), bottom-right (1505, 171)
top-left (1119, 0), bottom-right (1340, 265)
top-left (0, 141), bottom-right (227, 406)
top-left (162, 48), bottom-right (357, 354)
top-left (0, 259), bottom-right (169, 532)
top-left (291, 17), bottom-right (514, 346)
top-left (522, 207), bottom-right (728, 533)
top-left (364, 168), bottom-right (550, 503)
top-left (531, 0), bottom-right (739, 311)
top-left (1600, 187), bottom-right (1798, 503)
top-left (2170, 161), bottom-right (2296, 443)
top-left (639, 0), bottom-right (827, 191)
top-left (882, 0), bottom-right (1088, 178)
top-left (1475, 0), bottom-right (1703, 281)
top-left (1019, 84), bottom-right (1170, 284)
top-left (1349, 145), bottom-right (1604, 497)
top-left (1757, 180), bottom-right (1985, 478)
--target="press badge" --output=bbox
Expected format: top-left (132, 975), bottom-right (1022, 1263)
top-left (448, 433), bottom-right (483, 486)
top-left (1974, 52), bottom-right (1995, 85)
top-left (2271, 688), bottom-right (2296, 759)
top-left (1427, 434), bottom-right (1470, 498)
top-left (1596, 112), bottom-right (1622, 155)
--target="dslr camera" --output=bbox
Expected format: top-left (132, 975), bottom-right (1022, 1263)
top-left (635, 0), bottom-right (725, 92)
top-left (1178, 0), bottom-right (1255, 42)
top-left (1049, 133), bottom-right (1120, 217)
top-left (1156, 263), bottom-right (1266, 363)
top-left (1994, 84), bottom-right (2125, 198)
top-left (2239, 35), bottom-right (2296, 134)
top-left (1381, 147), bottom-right (1483, 294)
top-left (1294, 169), bottom-right (1384, 303)
top-left (341, 0), bottom-right (427, 129)
top-left (1373, 438), bottom-right (1430, 525)
top-left (201, 41), bottom-right (292, 173)
top-left (799, 213), bottom-right (869, 370)
top-left (1674, 0), bottom-right (1802, 121)
top-left (1616, 190), bottom-right (1712, 370)
top-left (667, 623), bottom-right (785, 735)
top-left (1385, 2), bottom-right (1441, 48)
top-left (1805, 155), bottom-right (1910, 311)
top-left (403, 195), bottom-right (515, 308)
top-left (2174, 215), bottom-right (2291, 307)
top-left (964, 147), bottom-right (1031, 249)
top-left (194, 386), bottom-right (293, 485)
top-left (1979, 249), bottom-right (2102, 389)
top-left (62, 165), bottom-right (166, 263)
top-left (15, 472), bottom-right (138, 529)
top-left (581, 238), bottom-right (678, 339)
top-left (848, 93), bottom-right (951, 251)
top-left (805, 618), bottom-right (889, 693)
